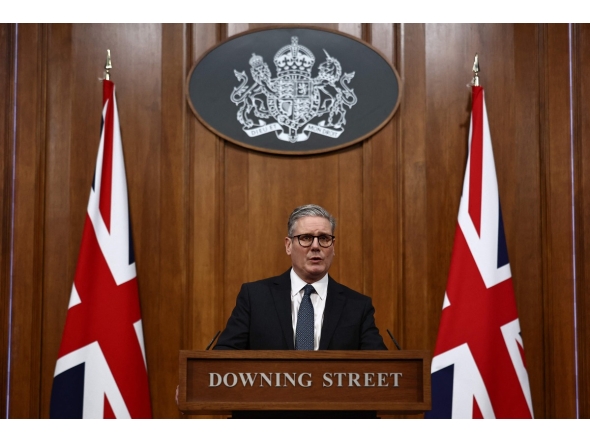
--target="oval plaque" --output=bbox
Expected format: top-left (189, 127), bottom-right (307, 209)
top-left (187, 27), bottom-right (401, 155)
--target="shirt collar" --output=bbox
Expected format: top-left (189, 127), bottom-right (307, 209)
top-left (290, 268), bottom-right (328, 301)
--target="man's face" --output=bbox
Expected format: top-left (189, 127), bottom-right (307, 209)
top-left (285, 216), bottom-right (335, 283)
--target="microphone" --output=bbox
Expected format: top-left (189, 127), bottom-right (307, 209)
top-left (386, 329), bottom-right (401, 350)
top-left (206, 331), bottom-right (221, 350)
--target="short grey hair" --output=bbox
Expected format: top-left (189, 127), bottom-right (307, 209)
top-left (287, 204), bottom-right (336, 237)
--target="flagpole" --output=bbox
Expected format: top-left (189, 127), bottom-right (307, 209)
top-left (104, 49), bottom-right (112, 81)
top-left (472, 53), bottom-right (480, 87)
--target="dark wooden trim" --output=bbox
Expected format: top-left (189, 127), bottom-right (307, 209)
top-left (0, 22), bottom-right (17, 420)
top-left (542, 23), bottom-right (578, 418)
top-left (572, 23), bottom-right (590, 419)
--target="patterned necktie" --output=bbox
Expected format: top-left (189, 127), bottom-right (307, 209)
top-left (295, 284), bottom-right (315, 350)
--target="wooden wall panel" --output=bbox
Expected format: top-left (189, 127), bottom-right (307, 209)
top-left (0, 23), bottom-right (15, 420)
top-left (8, 23), bottom-right (47, 418)
top-left (398, 23), bottom-right (429, 353)
top-left (189, 24), bottom-right (226, 357)
top-left (182, 24), bottom-right (223, 419)
top-left (508, 23), bottom-right (545, 419)
top-left (222, 141), bottom-right (250, 327)
top-left (574, 23), bottom-right (590, 419)
top-left (40, 23), bottom-right (75, 417)
top-left (1, 23), bottom-right (588, 419)
top-left (542, 24), bottom-right (577, 418)
top-left (365, 24), bottom-right (399, 353)
top-left (334, 144), bottom-right (364, 292)
top-left (152, 23), bottom-right (189, 419)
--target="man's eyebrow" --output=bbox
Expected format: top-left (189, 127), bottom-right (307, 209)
top-left (297, 232), bottom-right (332, 236)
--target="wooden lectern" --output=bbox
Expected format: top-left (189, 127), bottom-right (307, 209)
top-left (178, 350), bottom-right (431, 418)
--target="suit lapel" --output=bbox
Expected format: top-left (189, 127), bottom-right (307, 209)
top-left (319, 277), bottom-right (346, 350)
top-left (271, 270), bottom-right (295, 350)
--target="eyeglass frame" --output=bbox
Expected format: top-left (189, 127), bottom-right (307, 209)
top-left (290, 234), bottom-right (336, 248)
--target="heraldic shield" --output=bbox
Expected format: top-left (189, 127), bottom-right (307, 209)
top-left (231, 36), bottom-right (357, 143)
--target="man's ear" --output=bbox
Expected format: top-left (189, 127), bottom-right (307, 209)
top-left (285, 236), bottom-right (292, 255)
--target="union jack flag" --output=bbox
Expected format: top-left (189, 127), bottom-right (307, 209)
top-left (50, 80), bottom-right (152, 418)
top-left (425, 86), bottom-right (533, 418)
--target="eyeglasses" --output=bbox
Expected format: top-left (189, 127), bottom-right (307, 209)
top-left (291, 234), bottom-right (335, 248)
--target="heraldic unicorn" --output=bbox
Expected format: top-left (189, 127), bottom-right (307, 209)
top-left (230, 36), bottom-right (358, 143)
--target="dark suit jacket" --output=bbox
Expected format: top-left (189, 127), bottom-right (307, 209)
top-left (214, 269), bottom-right (387, 350)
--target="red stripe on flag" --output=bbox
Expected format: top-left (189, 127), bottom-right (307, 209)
top-left (468, 86), bottom-right (484, 236)
top-left (473, 397), bottom-right (484, 419)
top-left (104, 394), bottom-right (116, 419)
top-left (100, 80), bottom-right (115, 232)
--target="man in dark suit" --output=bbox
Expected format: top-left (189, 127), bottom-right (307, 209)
top-left (215, 204), bottom-right (386, 351)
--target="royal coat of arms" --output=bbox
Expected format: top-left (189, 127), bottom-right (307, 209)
top-left (230, 37), bottom-right (357, 143)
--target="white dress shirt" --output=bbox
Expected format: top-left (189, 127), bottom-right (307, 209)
top-left (290, 269), bottom-right (328, 350)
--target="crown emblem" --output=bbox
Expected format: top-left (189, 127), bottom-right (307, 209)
top-left (273, 37), bottom-right (315, 79)
top-left (249, 53), bottom-right (264, 68)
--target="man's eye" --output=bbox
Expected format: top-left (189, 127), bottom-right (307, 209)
top-left (300, 235), bottom-right (313, 242)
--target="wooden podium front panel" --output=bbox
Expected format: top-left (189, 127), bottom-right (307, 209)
top-left (178, 350), bottom-right (430, 415)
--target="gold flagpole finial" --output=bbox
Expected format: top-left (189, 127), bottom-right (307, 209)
top-left (471, 53), bottom-right (480, 87)
top-left (104, 49), bottom-right (112, 81)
